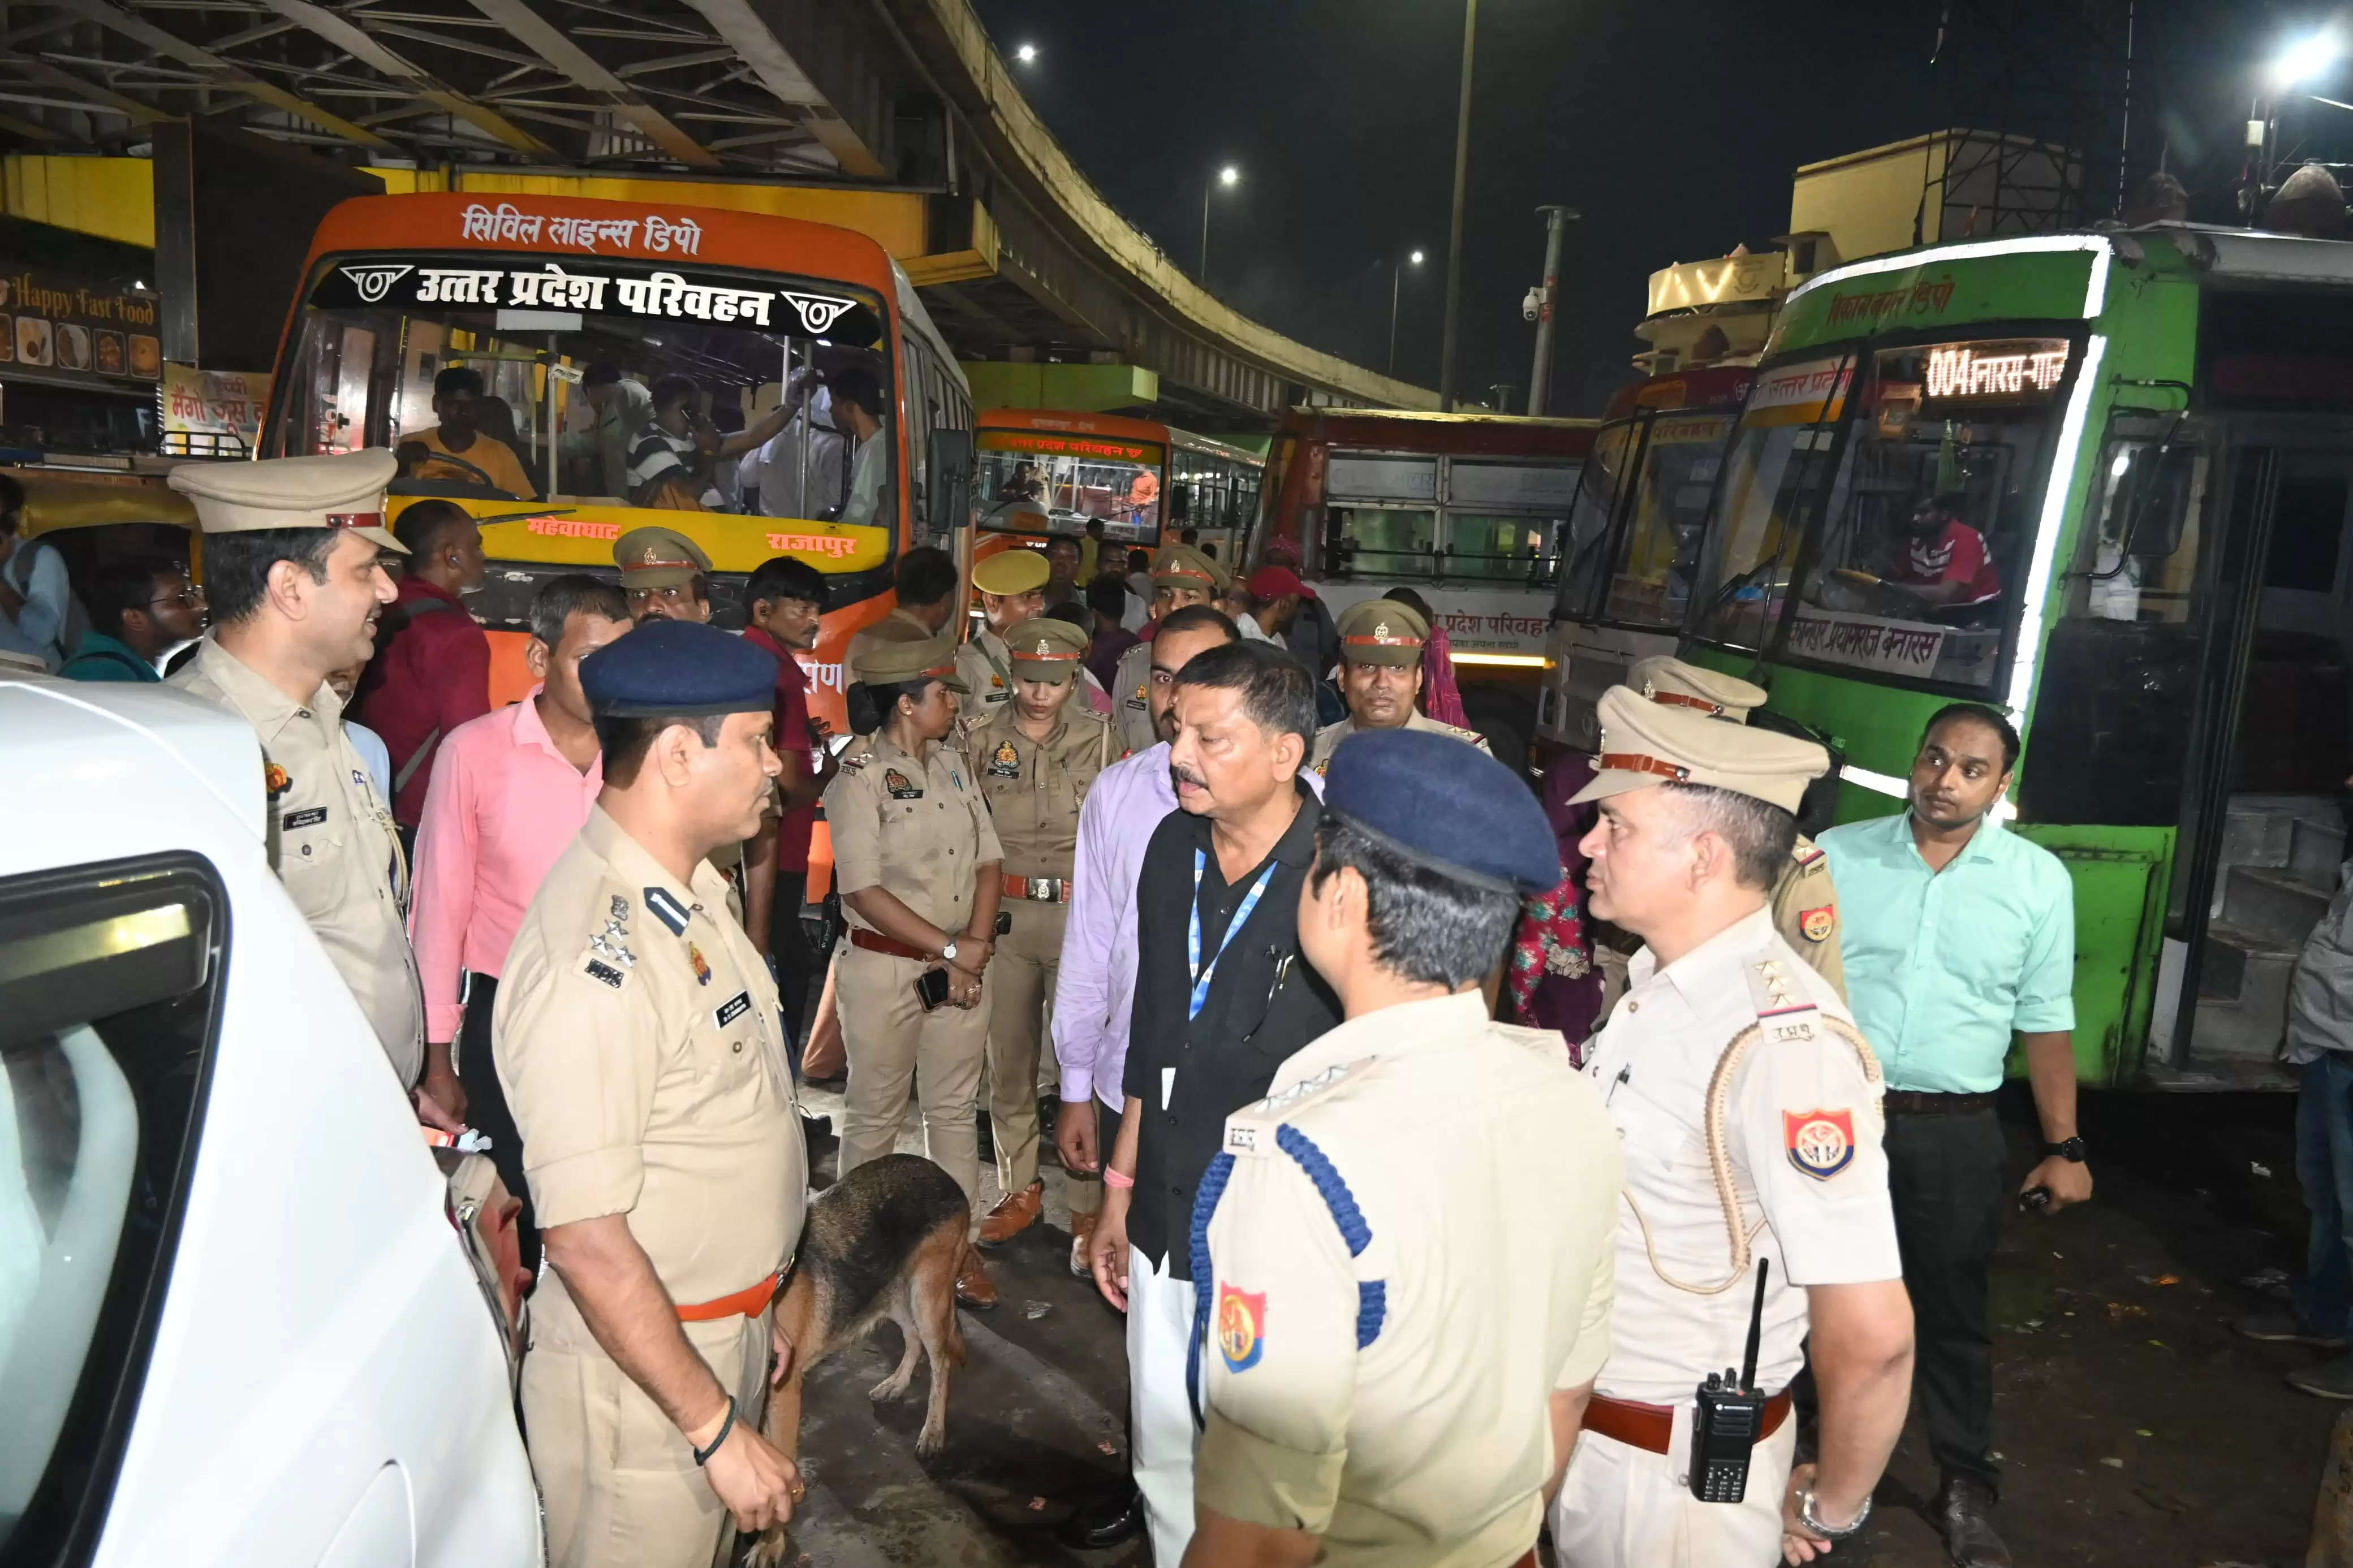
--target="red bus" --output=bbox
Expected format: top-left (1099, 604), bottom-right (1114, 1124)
top-left (1252, 408), bottom-right (1597, 768)
top-left (973, 409), bottom-right (1264, 574)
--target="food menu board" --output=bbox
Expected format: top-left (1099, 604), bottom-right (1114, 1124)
top-left (0, 268), bottom-right (163, 388)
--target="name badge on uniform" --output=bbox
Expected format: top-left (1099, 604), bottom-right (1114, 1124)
top-left (884, 768), bottom-right (923, 801)
top-left (282, 806), bottom-right (327, 831)
top-left (714, 991), bottom-right (752, 1028)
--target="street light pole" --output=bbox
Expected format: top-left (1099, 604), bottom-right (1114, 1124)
top-left (1526, 205), bottom-right (1578, 417)
top-left (1201, 165), bottom-right (1239, 284)
top-left (1388, 249), bottom-right (1423, 377)
top-left (1437, 0), bottom-right (1478, 411)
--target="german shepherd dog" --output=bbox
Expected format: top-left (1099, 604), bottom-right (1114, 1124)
top-left (748, 1154), bottom-right (972, 1565)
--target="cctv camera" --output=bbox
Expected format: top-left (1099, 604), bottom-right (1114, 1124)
top-left (1522, 287), bottom-right (1542, 322)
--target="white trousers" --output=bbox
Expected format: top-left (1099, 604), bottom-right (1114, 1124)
top-left (1549, 1405), bottom-right (1797, 1568)
top-left (1127, 1246), bottom-right (1200, 1566)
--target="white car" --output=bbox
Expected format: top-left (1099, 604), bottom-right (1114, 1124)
top-left (0, 670), bottom-right (539, 1567)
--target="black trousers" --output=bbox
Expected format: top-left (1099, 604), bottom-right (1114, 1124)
top-left (455, 971), bottom-right (539, 1278)
top-left (766, 868), bottom-right (815, 1074)
top-left (1884, 1105), bottom-right (2007, 1490)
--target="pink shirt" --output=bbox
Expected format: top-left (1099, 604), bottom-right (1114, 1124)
top-left (410, 687), bottom-right (604, 1041)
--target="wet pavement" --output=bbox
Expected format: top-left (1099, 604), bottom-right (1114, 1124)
top-left (777, 1081), bottom-right (2329, 1567)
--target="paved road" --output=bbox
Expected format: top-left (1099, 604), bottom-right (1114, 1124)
top-left (777, 1083), bottom-right (2324, 1567)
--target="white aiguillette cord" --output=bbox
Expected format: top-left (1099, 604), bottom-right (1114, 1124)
top-left (1622, 1001), bottom-right (1882, 1297)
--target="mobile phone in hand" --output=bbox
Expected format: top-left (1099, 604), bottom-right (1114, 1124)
top-left (915, 967), bottom-right (952, 1011)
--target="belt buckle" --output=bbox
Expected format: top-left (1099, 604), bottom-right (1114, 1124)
top-left (1029, 876), bottom-right (1054, 901)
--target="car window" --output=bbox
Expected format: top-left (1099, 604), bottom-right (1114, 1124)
top-left (0, 857), bottom-right (222, 1565)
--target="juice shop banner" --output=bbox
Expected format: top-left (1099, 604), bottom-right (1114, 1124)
top-left (0, 268), bottom-right (162, 386)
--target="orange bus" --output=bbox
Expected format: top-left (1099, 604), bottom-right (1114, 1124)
top-left (1251, 408), bottom-right (1597, 768)
top-left (260, 191), bottom-right (975, 728)
top-left (973, 409), bottom-right (1263, 570)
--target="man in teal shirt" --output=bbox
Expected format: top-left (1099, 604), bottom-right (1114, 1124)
top-left (58, 557), bottom-right (205, 682)
top-left (1818, 702), bottom-right (2083, 1568)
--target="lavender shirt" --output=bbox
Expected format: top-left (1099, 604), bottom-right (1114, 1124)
top-left (1051, 741), bottom-right (1323, 1109)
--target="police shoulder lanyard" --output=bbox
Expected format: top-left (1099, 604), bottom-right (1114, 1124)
top-left (1189, 849), bottom-right (1278, 1020)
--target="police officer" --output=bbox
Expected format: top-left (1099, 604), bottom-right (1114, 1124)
top-left (1187, 729), bottom-right (1622, 1568)
top-left (1308, 597), bottom-right (1489, 772)
top-left (958, 547), bottom-right (1049, 715)
top-left (1549, 688), bottom-right (1915, 1568)
top-left (1627, 655), bottom-right (1846, 995)
top-left (615, 524), bottom-right (714, 623)
top-left (824, 621), bottom-right (1006, 1307)
top-left (1112, 542), bottom-right (1229, 755)
top-left (969, 616), bottom-right (1117, 1249)
top-left (167, 450), bottom-right (426, 1098)
top-left (494, 619), bottom-right (805, 1568)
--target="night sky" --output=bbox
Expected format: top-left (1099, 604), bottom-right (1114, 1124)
top-left (968, 0), bottom-right (2347, 417)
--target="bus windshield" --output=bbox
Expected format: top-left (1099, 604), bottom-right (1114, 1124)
top-left (1692, 336), bottom-right (2075, 689)
top-left (976, 430), bottom-right (1164, 543)
top-left (272, 253), bottom-right (895, 528)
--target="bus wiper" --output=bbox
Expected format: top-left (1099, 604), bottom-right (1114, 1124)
top-left (469, 505), bottom-right (574, 526)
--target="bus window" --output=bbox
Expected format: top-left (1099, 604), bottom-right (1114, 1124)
top-left (1555, 421), bottom-right (1634, 620)
top-left (1443, 513), bottom-right (1560, 582)
top-left (1602, 411), bottom-right (1732, 629)
top-left (1329, 505), bottom-right (1437, 577)
top-left (2063, 426), bottom-right (2208, 625)
top-left (975, 435), bottom-right (1164, 545)
top-left (274, 261), bottom-right (895, 529)
top-left (1691, 353), bottom-right (1856, 651)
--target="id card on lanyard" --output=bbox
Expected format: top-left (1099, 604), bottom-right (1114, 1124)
top-left (1189, 848), bottom-right (1277, 1020)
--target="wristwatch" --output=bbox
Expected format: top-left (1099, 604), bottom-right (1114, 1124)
top-left (2044, 1135), bottom-right (2087, 1161)
top-left (1796, 1484), bottom-right (1871, 1540)
top-left (938, 940), bottom-right (959, 965)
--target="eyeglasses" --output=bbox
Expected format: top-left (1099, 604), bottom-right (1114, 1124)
top-left (149, 586), bottom-right (206, 610)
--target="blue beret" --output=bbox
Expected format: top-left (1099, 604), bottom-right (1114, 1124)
top-left (580, 620), bottom-right (780, 719)
top-left (1324, 728), bottom-right (1560, 892)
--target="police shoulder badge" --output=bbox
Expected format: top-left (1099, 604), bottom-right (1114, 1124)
top-left (986, 740), bottom-right (1020, 779)
top-left (1799, 905), bottom-right (1835, 943)
top-left (1217, 1282), bottom-right (1266, 1372)
top-left (1783, 1108), bottom-right (1856, 1180)
top-left (884, 767), bottom-right (923, 800)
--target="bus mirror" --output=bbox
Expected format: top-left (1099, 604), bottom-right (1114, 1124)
top-left (2121, 443), bottom-right (2195, 558)
top-left (928, 428), bottom-right (975, 533)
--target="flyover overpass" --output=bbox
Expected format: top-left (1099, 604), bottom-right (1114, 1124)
top-left (0, 0), bottom-right (1438, 421)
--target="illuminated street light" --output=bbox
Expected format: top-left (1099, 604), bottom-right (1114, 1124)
top-left (1015, 42), bottom-right (1037, 64)
top-left (2271, 29), bottom-right (2341, 90)
top-left (1389, 249), bottom-right (1426, 377)
top-left (1200, 165), bottom-right (1241, 283)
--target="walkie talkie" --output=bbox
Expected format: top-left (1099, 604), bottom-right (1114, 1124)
top-left (1688, 1258), bottom-right (1771, 1503)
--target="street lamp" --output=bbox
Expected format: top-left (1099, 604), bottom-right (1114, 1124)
top-left (1014, 42), bottom-right (1037, 64)
top-left (2250, 29), bottom-right (2344, 217)
top-left (1388, 249), bottom-right (1425, 377)
top-left (1200, 164), bottom-right (1240, 284)
top-left (2271, 29), bottom-right (2341, 90)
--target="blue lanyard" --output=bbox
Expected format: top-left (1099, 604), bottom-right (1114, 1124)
top-left (1190, 849), bottom-right (1277, 1020)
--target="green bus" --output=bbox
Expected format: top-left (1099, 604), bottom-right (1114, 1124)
top-left (1681, 227), bottom-right (2353, 1090)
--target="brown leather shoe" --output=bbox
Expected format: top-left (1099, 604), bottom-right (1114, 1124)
top-left (1070, 1210), bottom-right (1100, 1278)
top-left (977, 1180), bottom-right (1044, 1246)
top-left (955, 1255), bottom-right (998, 1310)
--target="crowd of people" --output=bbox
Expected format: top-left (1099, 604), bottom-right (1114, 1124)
top-left (7, 444), bottom-right (2108, 1568)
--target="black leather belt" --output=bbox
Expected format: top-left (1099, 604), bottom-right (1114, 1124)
top-left (1883, 1090), bottom-right (1999, 1115)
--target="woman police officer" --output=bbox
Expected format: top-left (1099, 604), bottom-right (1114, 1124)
top-left (822, 620), bottom-right (1006, 1307)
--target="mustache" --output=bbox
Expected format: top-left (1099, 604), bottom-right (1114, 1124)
top-left (1170, 763), bottom-right (1208, 790)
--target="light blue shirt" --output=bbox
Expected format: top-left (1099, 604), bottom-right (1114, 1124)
top-left (346, 720), bottom-right (393, 804)
top-left (1818, 811), bottom-right (2076, 1094)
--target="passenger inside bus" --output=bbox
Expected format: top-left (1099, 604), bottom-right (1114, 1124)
top-left (625, 374), bottom-right (795, 512)
top-left (400, 366), bottom-right (537, 500)
top-left (827, 363), bottom-right (889, 529)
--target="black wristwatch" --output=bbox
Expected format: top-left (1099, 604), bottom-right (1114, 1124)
top-left (2044, 1136), bottom-right (2087, 1162)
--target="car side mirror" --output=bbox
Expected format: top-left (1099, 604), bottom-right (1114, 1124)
top-left (927, 427), bottom-right (974, 534)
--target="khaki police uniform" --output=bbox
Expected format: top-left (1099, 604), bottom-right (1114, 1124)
top-left (825, 631), bottom-right (1003, 1204)
top-left (166, 449), bottom-right (424, 1087)
top-left (496, 807), bottom-right (804, 1568)
top-left (1310, 710), bottom-right (1489, 772)
top-left (968, 620), bottom-right (1115, 1199)
top-left (1628, 655), bottom-right (1846, 995)
top-left (1549, 690), bottom-right (1901, 1568)
top-left (1196, 995), bottom-right (1621, 1566)
top-left (1109, 543), bottom-right (1230, 754)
